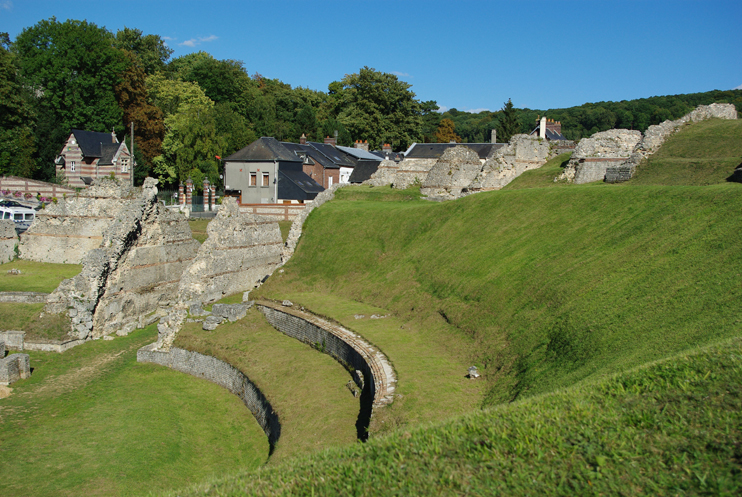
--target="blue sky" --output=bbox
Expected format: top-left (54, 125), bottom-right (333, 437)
top-left (2, 0), bottom-right (741, 113)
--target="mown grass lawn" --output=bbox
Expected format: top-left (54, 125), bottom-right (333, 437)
top-left (0, 326), bottom-right (269, 497)
top-left (0, 260), bottom-right (81, 293)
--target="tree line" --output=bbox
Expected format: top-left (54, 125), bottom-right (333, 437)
top-left (1, 18), bottom-right (741, 189)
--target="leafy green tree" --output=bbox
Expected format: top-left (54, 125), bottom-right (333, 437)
top-left (296, 103), bottom-right (318, 138)
top-left (13, 18), bottom-right (129, 135)
top-left (0, 33), bottom-right (36, 177)
top-left (317, 117), bottom-right (351, 146)
top-left (334, 67), bottom-right (423, 150)
top-left (113, 27), bottom-right (172, 75)
top-left (213, 102), bottom-right (255, 155)
top-left (168, 52), bottom-right (254, 110)
top-left (497, 99), bottom-right (519, 143)
top-left (420, 100), bottom-right (442, 143)
top-left (435, 118), bottom-right (461, 143)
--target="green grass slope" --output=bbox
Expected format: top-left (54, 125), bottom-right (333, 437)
top-left (170, 337), bottom-right (742, 496)
top-left (0, 326), bottom-right (269, 496)
top-left (257, 183), bottom-right (742, 406)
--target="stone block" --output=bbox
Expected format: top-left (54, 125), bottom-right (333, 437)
top-left (211, 303), bottom-right (251, 322)
top-left (0, 353), bottom-right (30, 385)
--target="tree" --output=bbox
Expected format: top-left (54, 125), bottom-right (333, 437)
top-left (497, 99), bottom-right (519, 143)
top-left (334, 67), bottom-right (424, 150)
top-left (0, 33), bottom-right (36, 177)
top-left (435, 118), bottom-right (461, 143)
top-left (420, 100), bottom-right (441, 143)
top-left (113, 27), bottom-right (172, 75)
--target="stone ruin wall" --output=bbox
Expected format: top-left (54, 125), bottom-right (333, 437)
top-left (560, 103), bottom-right (738, 184)
top-left (421, 147), bottom-right (483, 200)
top-left (0, 220), bottom-right (18, 264)
top-left (366, 159), bottom-right (437, 189)
top-left (19, 178), bottom-right (140, 264)
top-left (467, 135), bottom-right (556, 192)
top-left (178, 197), bottom-right (283, 305)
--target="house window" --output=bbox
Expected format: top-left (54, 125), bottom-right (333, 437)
top-left (250, 172), bottom-right (257, 186)
top-left (262, 173), bottom-right (269, 187)
top-left (70, 161), bottom-right (75, 172)
top-left (121, 159), bottom-right (128, 173)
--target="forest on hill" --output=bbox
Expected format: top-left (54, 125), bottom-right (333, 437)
top-left (2, 18), bottom-right (741, 190)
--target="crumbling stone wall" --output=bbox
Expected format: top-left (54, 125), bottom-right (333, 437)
top-left (137, 343), bottom-right (281, 451)
top-left (468, 135), bottom-right (554, 192)
top-left (0, 353), bottom-right (30, 385)
top-left (421, 146), bottom-right (483, 200)
top-left (178, 197), bottom-right (282, 305)
top-left (19, 178), bottom-right (139, 264)
top-left (365, 159), bottom-right (437, 189)
top-left (0, 220), bottom-right (18, 263)
top-left (560, 103), bottom-right (738, 184)
top-left (44, 178), bottom-right (200, 339)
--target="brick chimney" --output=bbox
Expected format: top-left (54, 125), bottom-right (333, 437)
top-left (300, 133), bottom-right (307, 144)
top-left (545, 119), bottom-right (562, 135)
top-left (491, 129), bottom-right (497, 144)
top-left (354, 140), bottom-right (369, 152)
top-left (324, 135), bottom-right (336, 147)
top-left (111, 127), bottom-right (117, 143)
top-left (382, 143), bottom-right (392, 153)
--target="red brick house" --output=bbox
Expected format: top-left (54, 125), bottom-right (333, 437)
top-left (55, 129), bottom-right (132, 188)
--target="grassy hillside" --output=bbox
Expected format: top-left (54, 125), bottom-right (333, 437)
top-left (170, 337), bottom-right (742, 496)
top-left (257, 182), bottom-right (742, 407)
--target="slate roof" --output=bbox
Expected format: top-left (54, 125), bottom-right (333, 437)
top-left (529, 127), bottom-right (567, 140)
top-left (282, 142), bottom-right (340, 170)
top-left (348, 161), bottom-right (381, 183)
top-left (225, 137), bottom-right (301, 162)
top-left (71, 129), bottom-right (119, 158)
top-left (336, 145), bottom-right (382, 161)
top-left (98, 143), bottom-right (121, 165)
top-left (279, 170), bottom-right (325, 194)
top-left (404, 143), bottom-right (502, 160)
top-left (307, 142), bottom-right (355, 167)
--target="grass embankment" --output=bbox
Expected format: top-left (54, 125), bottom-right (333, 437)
top-left (503, 151), bottom-right (573, 190)
top-left (170, 337), bottom-right (742, 496)
top-left (632, 118), bottom-right (742, 185)
top-left (0, 326), bottom-right (269, 497)
top-left (0, 260), bottom-right (82, 341)
top-left (257, 182), bottom-right (742, 407)
top-left (173, 307), bottom-right (359, 463)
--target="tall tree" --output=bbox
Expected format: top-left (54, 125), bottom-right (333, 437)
top-left (497, 98), bottom-right (519, 143)
top-left (113, 27), bottom-right (172, 75)
top-left (0, 33), bottom-right (36, 177)
top-left (435, 118), bottom-right (461, 143)
top-left (333, 67), bottom-right (423, 150)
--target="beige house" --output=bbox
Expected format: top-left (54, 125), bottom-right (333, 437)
top-left (55, 129), bottom-right (132, 188)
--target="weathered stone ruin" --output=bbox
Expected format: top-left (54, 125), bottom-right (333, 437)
top-left (468, 135), bottom-right (555, 192)
top-left (560, 103), bottom-right (738, 184)
top-left (421, 146), bottom-right (483, 200)
top-left (0, 220), bottom-right (18, 264)
top-left (44, 178), bottom-right (200, 339)
top-left (178, 197), bottom-right (282, 305)
top-left (560, 129), bottom-right (643, 184)
top-left (0, 344), bottom-right (30, 386)
top-left (366, 159), bottom-right (436, 189)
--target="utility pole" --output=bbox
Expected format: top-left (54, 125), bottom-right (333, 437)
top-left (130, 121), bottom-right (135, 187)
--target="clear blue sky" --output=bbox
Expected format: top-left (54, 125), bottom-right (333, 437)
top-left (2, 0), bottom-right (740, 113)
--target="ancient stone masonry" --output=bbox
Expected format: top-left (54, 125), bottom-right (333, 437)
top-left (178, 197), bottom-right (282, 306)
top-left (257, 300), bottom-right (396, 438)
top-left (559, 103), bottom-right (738, 184)
top-left (0, 220), bottom-right (18, 264)
top-left (421, 146), bottom-right (483, 200)
top-left (44, 178), bottom-right (200, 339)
top-left (365, 159), bottom-right (437, 189)
top-left (467, 135), bottom-right (556, 192)
top-left (19, 177), bottom-right (140, 264)
top-left (0, 352), bottom-right (30, 386)
top-left (137, 344), bottom-right (281, 452)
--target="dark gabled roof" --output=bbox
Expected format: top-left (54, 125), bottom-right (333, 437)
top-left (529, 127), bottom-right (567, 141)
top-left (336, 145), bottom-right (381, 161)
top-left (281, 142), bottom-right (340, 170)
top-left (404, 143), bottom-right (501, 160)
top-left (71, 129), bottom-right (118, 158)
top-left (225, 137), bottom-right (301, 162)
top-left (278, 170), bottom-right (325, 194)
top-left (371, 150), bottom-right (405, 162)
top-left (348, 160), bottom-right (381, 183)
top-left (98, 143), bottom-right (122, 165)
top-left (307, 142), bottom-right (355, 167)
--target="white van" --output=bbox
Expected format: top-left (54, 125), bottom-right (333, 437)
top-left (0, 200), bottom-right (36, 233)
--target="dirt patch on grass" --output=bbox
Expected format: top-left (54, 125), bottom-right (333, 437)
top-left (0, 386), bottom-right (11, 399)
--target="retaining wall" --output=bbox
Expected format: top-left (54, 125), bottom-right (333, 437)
top-left (0, 291), bottom-right (47, 303)
top-left (0, 353), bottom-right (30, 385)
top-left (238, 203), bottom-right (306, 221)
top-left (137, 343), bottom-right (280, 452)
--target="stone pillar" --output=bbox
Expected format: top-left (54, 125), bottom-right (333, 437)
top-left (185, 178), bottom-right (193, 207)
top-left (210, 186), bottom-right (216, 211)
top-left (179, 182), bottom-right (185, 206)
top-left (202, 179), bottom-right (210, 211)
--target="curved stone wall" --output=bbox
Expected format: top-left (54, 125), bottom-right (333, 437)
top-left (257, 301), bottom-right (396, 438)
top-left (137, 343), bottom-right (281, 452)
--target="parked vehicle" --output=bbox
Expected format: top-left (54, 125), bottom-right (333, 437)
top-left (0, 200), bottom-right (36, 233)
